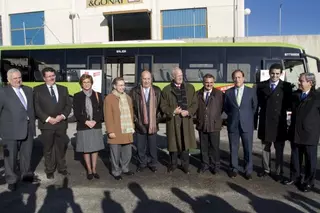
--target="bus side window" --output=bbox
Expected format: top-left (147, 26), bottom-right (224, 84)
top-left (30, 49), bottom-right (65, 82)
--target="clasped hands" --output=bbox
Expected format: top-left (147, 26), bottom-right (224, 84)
top-left (48, 115), bottom-right (65, 125)
top-left (174, 107), bottom-right (189, 117)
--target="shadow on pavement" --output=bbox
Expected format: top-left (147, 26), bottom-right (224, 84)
top-left (171, 187), bottom-right (248, 213)
top-left (227, 182), bottom-right (304, 213)
top-left (38, 177), bottom-right (83, 213)
top-left (128, 182), bottom-right (183, 213)
top-left (284, 191), bottom-right (320, 213)
top-left (102, 191), bottom-right (125, 213)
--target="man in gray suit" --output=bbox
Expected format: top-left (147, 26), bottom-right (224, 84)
top-left (0, 68), bottom-right (39, 191)
top-left (224, 69), bottom-right (257, 180)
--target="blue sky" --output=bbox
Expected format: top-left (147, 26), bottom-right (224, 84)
top-left (245, 0), bottom-right (320, 36)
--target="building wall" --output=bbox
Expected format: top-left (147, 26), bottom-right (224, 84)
top-left (0, 0), bottom-right (245, 45)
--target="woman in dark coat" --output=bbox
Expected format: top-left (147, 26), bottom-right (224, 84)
top-left (73, 74), bottom-right (105, 180)
top-left (285, 73), bottom-right (320, 192)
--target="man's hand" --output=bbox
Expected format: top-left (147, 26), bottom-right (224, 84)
top-left (55, 115), bottom-right (65, 123)
top-left (48, 117), bottom-right (58, 125)
top-left (181, 110), bottom-right (189, 117)
top-left (174, 107), bottom-right (182, 115)
top-left (108, 133), bottom-right (116, 139)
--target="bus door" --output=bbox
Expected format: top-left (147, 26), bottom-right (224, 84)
top-left (87, 56), bottom-right (107, 94)
top-left (105, 56), bottom-right (136, 93)
top-left (136, 55), bottom-right (153, 82)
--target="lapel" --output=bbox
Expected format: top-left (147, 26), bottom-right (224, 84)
top-left (230, 87), bottom-right (237, 106)
top-left (262, 81), bottom-right (272, 96)
top-left (21, 85), bottom-right (30, 110)
top-left (7, 86), bottom-right (26, 110)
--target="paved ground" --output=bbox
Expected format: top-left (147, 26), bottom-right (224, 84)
top-left (0, 123), bottom-right (319, 213)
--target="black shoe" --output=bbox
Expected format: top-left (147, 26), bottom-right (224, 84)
top-left (228, 171), bottom-right (237, 178)
top-left (46, 173), bottom-right (54, 179)
top-left (258, 171), bottom-right (270, 178)
top-left (198, 166), bottom-right (209, 174)
top-left (167, 166), bottom-right (177, 173)
top-left (301, 183), bottom-right (314, 192)
top-left (273, 174), bottom-right (283, 182)
top-left (93, 173), bottom-right (100, 179)
top-left (114, 175), bottom-right (122, 181)
top-left (282, 179), bottom-right (297, 185)
top-left (245, 174), bottom-right (253, 180)
top-left (182, 167), bottom-right (190, 174)
top-left (22, 175), bottom-right (41, 183)
top-left (58, 170), bottom-right (70, 176)
top-left (136, 167), bottom-right (145, 173)
top-left (87, 173), bottom-right (93, 180)
top-left (123, 171), bottom-right (134, 176)
top-left (8, 183), bottom-right (17, 191)
top-left (211, 168), bottom-right (220, 175)
top-left (149, 167), bottom-right (157, 173)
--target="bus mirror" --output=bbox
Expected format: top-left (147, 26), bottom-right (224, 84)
top-left (317, 61), bottom-right (320, 73)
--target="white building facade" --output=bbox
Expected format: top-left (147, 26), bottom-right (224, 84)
top-left (0, 0), bottom-right (245, 45)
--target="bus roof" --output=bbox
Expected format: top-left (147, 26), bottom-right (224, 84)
top-left (0, 40), bottom-right (304, 50)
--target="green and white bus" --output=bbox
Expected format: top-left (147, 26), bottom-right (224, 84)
top-left (1, 41), bottom-right (319, 95)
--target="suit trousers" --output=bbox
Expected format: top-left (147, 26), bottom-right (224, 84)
top-left (109, 144), bottom-right (132, 176)
top-left (41, 129), bottom-right (68, 174)
top-left (199, 131), bottom-right (220, 169)
top-left (136, 133), bottom-right (158, 168)
top-left (2, 124), bottom-right (33, 184)
top-left (290, 142), bottom-right (317, 185)
top-left (228, 124), bottom-right (253, 175)
top-left (261, 141), bottom-right (285, 175)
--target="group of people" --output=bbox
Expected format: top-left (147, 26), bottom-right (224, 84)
top-left (0, 63), bottom-right (318, 194)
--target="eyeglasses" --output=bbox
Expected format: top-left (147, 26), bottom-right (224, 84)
top-left (82, 81), bottom-right (92, 84)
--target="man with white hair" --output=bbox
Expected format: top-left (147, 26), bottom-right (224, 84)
top-left (0, 68), bottom-right (39, 191)
top-left (160, 67), bottom-right (198, 174)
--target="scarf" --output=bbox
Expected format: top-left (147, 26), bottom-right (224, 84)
top-left (140, 86), bottom-right (157, 134)
top-left (83, 89), bottom-right (93, 120)
top-left (171, 82), bottom-right (188, 110)
top-left (112, 90), bottom-right (135, 134)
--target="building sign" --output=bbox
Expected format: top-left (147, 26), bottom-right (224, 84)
top-left (87, 0), bottom-right (142, 8)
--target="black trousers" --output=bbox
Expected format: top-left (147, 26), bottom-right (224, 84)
top-left (199, 131), bottom-right (220, 169)
top-left (41, 129), bottom-right (68, 174)
top-left (290, 142), bottom-right (317, 185)
top-left (170, 151), bottom-right (189, 169)
top-left (136, 133), bottom-right (158, 168)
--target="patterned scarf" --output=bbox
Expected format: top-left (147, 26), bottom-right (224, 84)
top-left (140, 86), bottom-right (157, 134)
top-left (112, 90), bottom-right (135, 134)
top-left (171, 82), bottom-right (188, 110)
top-left (83, 89), bottom-right (93, 120)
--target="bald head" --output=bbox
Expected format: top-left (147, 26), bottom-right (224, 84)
top-left (171, 67), bottom-right (183, 85)
top-left (141, 70), bottom-right (152, 88)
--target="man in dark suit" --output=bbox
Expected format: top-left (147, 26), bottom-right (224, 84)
top-left (34, 67), bottom-right (72, 179)
top-left (0, 68), bottom-right (39, 191)
top-left (196, 73), bottom-right (224, 174)
top-left (130, 70), bottom-right (162, 173)
top-left (224, 69), bottom-right (257, 180)
top-left (256, 63), bottom-right (292, 181)
top-left (285, 73), bottom-right (320, 192)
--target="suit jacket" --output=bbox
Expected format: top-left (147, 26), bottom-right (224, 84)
top-left (34, 84), bottom-right (72, 130)
top-left (196, 87), bottom-right (224, 132)
top-left (224, 86), bottom-right (257, 133)
top-left (0, 85), bottom-right (35, 140)
top-left (288, 89), bottom-right (320, 146)
top-left (256, 80), bottom-right (292, 142)
top-left (73, 90), bottom-right (104, 131)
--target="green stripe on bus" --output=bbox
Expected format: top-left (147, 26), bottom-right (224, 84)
top-left (23, 82), bottom-right (81, 96)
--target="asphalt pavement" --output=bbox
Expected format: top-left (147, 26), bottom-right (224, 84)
top-left (0, 123), bottom-right (319, 213)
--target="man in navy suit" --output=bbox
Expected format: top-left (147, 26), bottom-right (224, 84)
top-left (224, 69), bottom-right (257, 180)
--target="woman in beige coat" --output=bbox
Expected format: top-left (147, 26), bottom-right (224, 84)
top-left (104, 77), bottom-right (135, 180)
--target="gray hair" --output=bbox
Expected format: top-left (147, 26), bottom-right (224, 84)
top-left (300, 72), bottom-right (316, 87)
top-left (171, 67), bottom-right (182, 79)
top-left (7, 68), bottom-right (22, 81)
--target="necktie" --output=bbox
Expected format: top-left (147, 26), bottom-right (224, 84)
top-left (17, 88), bottom-right (27, 110)
top-left (50, 86), bottom-right (57, 103)
top-left (144, 88), bottom-right (149, 102)
top-left (301, 92), bottom-right (307, 101)
top-left (271, 83), bottom-right (276, 91)
top-left (205, 92), bottom-right (210, 105)
top-left (236, 88), bottom-right (241, 106)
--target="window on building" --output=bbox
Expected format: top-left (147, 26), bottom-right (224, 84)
top-left (162, 8), bottom-right (207, 40)
top-left (10, 11), bottom-right (45, 45)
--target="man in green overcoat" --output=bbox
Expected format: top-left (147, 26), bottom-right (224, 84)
top-left (160, 67), bottom-right (198, 174)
